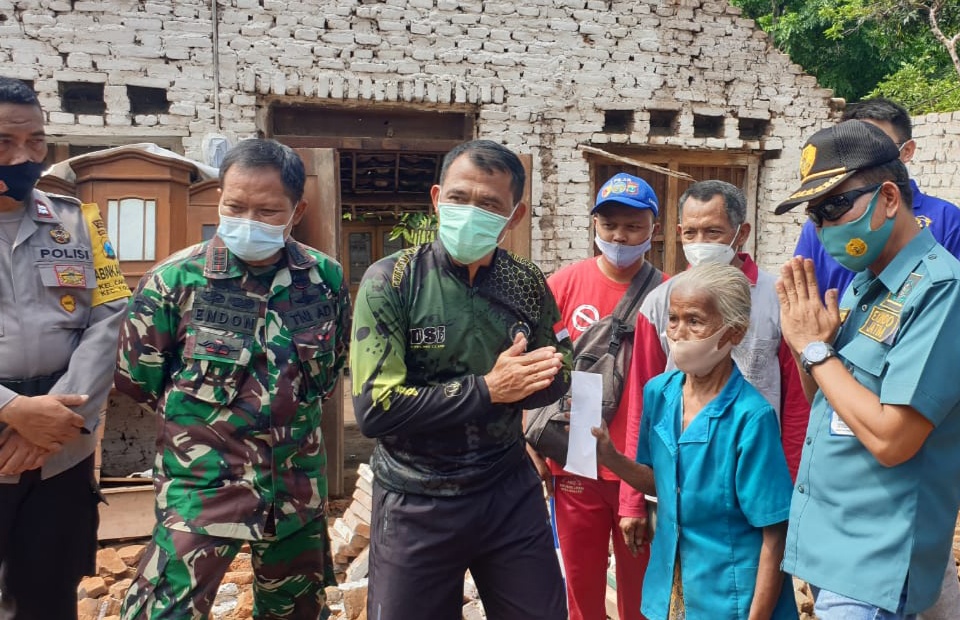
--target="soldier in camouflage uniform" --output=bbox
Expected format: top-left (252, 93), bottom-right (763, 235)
top-left (116, 139), bottom-right (349, 620)
top-left (0, 77), bottom-right (130, 620)
top-left (351, 140), bottom-right (572, 619)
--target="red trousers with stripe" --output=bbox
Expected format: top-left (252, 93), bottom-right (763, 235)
top-left (555, 475), bottom-right (648, 620)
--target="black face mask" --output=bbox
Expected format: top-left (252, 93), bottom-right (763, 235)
top-left (0, 161), bottom-right (45, 202)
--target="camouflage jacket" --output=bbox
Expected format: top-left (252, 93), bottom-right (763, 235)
top-left (115, 237), bottom-right (350, 541)
top-left (350, 240), bottom-right (572, 496)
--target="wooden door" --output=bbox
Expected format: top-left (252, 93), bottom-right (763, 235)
top-left (500, 154), bottom-right (532, 258)
top-left (342, 222), bottom-right (405, 301)
top-left (295, 148), bottom-right (346, 497)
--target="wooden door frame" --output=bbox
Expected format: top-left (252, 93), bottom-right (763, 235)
top-left (295, 148), bottom-right (347, 497)
top-left (341, 220), bottom-right (406, 300)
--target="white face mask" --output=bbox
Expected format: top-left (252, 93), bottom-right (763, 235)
top-left (682, 225), bottom-right (741, 267)
top-left (666, 326), bottom-right (733, 377)
top-left (217, 212), bottom-right (293, 262)
top-left (594, 234), bottom-right (651, 269)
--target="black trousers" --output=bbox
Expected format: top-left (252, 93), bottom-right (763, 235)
top-left (367, 460), bottom-right (567, 620)
top-left (0, 455), bottom-right (100, 620)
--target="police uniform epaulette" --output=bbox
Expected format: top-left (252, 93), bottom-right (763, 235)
top-left (41, 192), bottom-right (82, 206)
top-left (922, 246), bottom-right (960, 284)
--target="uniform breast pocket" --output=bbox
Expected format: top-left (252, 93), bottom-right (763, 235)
top-left (175, 330), bottom-right (254, 406)
top-left (291, 322), bottom-right (337, 401)
top-left (36, 261), bottom-right (95, 328)
top-left (839, 337), bottom-right (888, 381)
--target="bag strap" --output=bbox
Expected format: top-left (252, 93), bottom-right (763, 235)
top-left (607, 261), bottom-right (661, 355)
top-left (611, 260), bottom-right (658, 323)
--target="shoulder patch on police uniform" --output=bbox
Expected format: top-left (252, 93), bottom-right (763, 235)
top-left (81, 202), bottom-right (131, 305)
top-left (35, 199), bottom-right (55, 219)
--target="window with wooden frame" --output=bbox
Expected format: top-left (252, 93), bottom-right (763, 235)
top-left (106, 197), bottom-right (157, 262)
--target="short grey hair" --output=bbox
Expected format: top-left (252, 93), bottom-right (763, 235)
top-left (670, 263), bottom-right (751, 332)
top-left (678, 180), bottom-right (747, 227)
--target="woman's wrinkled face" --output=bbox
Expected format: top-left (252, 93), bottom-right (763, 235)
top-left (666, 286), bottom-right (724, 342)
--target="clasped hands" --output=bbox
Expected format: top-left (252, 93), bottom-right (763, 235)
top-left (776, 257), bottom-right (841, 354)
top-left (0, 394), bottom-right (87, 475)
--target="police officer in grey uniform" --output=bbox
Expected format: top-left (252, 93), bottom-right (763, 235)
top-left (0, 77), bottom-right (130, 619)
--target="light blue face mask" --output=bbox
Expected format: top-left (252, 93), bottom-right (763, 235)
top-left (217, 213), bottom-right (292, 263)
top-left (594, 234), bottom-right (651, 269)
top-left (437, 203), bottom-right (514, 264)
top-left (817, 188), bottom-right (892, 272)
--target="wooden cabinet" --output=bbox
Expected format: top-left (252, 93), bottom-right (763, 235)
top-left (69, 149), bottom-right (197, 289)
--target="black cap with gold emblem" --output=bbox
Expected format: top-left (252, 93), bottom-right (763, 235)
top-left (775, 120), bottom-right (901, 215)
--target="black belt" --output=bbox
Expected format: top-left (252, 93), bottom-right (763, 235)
top-left (0, 371), bottom-right (66, 397)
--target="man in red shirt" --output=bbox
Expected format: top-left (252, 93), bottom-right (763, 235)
top-left (528, 173), bottom-right (665, 620)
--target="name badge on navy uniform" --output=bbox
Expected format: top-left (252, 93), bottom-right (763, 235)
top-left (829, 408), bottom-right (855, 437)
top-left (858, 306), bottom-right (899, 344)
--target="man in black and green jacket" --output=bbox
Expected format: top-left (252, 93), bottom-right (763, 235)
top-left (351, 139), bottom-right (572, 620)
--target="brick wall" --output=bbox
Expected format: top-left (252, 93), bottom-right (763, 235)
top-left (910, 111), bottom-right (960, 207)
top-left (0, 0), bottom-right (838, 272)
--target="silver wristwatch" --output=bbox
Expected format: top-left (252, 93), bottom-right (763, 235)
top-left (800, 341), bottom-right (836, 375)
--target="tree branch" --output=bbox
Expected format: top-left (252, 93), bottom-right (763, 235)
top-left (927, 0), bottom-right (960, 80)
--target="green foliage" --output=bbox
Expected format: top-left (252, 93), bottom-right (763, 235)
top-left (770, 1), bottom-right (897, 101)
top-left (388, 211), bottom-right (437, 246)
top-left (730, 0), bottom-right (960, 112)
top-left (870, 62), bottom-right (960, 113)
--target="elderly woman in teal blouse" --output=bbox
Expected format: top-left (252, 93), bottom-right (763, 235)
top-left (595, 263), bottom-right (798, 620)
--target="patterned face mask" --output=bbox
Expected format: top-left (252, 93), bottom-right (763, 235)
top-left (437, 203), bottom-right (514, 264)
top-left (817, 187), bottom-right (892, 273)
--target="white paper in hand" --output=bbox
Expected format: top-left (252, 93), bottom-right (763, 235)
top-left (563, 370), bottom-right (602, 479)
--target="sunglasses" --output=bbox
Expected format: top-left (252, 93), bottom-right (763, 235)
top-left (806, 184), bottom-right (882, 227)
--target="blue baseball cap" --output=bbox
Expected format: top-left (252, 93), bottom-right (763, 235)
top-left (592, 173), bottom-right (659, 216)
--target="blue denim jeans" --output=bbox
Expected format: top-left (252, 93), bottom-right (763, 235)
top-left (812, 584), bottom-right (915, 620)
